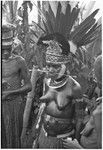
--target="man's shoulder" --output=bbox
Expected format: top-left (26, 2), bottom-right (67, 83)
top-left (12, 54), bottom-right (25, 62)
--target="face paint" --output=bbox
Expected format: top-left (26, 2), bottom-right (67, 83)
top-left (46, 63), bottom-right (61, 78)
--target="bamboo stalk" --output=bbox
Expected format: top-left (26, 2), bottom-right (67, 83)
top-left (22, 65), bottom-right (39, 129)
top-left (32, 75), bottom-right (46, 148)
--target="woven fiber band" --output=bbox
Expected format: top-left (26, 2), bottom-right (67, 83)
top-left (45, 40), bottom-right (72, 64)
top-left (46, 54), bottom-right (71, 64)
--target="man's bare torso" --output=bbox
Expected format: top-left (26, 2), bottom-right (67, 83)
top-left (2, 55), bottom-right (22, 90)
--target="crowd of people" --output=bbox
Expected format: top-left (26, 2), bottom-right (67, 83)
top-left (2, 23), bottom-right (102, 149)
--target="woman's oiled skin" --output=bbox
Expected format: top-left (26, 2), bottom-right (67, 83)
top-left (40, 64), bottom-right (82, 121)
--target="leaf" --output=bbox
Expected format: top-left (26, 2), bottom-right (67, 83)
top-left (18, 7), bottom-right (23, 18)
top-left (32, 21), bottom-right (46, 33)
top-left (32, 1), bottom-right (46, 21)
top-left (80, 65), bottom-right (90, 78)
top-left (27, 1), bottom-right (33, 11)
top-left (13, 1), bottom-right (18, 17)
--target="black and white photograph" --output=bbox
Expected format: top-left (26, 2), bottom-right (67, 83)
top-left (1, 0), bottom-right (102, 148)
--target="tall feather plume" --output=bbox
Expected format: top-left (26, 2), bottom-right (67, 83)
top-left (70, 9), bottom-right (99, 47)
top-left (48, 3), bottom-right (56, 30)
top-left (64, 3), bottom-right (71, 37)
top-left (67, 5), bottom-right (80, 36)
top-left (33, 1), bottom-right (100, 55)
top-left (54, 2), bottom-right (62, 32)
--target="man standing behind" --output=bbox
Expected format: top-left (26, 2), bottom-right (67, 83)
top-left (2, 24), bottom-right (32, 148)
top-left (62, 55), bottom-right (102, 149)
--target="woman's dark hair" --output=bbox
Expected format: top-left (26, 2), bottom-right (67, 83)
top-left (37, 33), bottom-right (70, 55)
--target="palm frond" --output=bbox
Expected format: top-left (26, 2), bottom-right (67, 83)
top-left (32, 21), bottom-right (46, 33)
top-left (2, 1), bottom-right (19, 24)
top-left (27, 1), bottom-right (33, 11)
top-left (32, 1), bottom-right (46, 21)
top-left (13, 1), bottom-right (18, 17)
top-left (2, 3), bottom-right (7, 13)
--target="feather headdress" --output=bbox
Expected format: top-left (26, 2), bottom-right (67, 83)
top-left (34, 2), bottom-right (100, 64)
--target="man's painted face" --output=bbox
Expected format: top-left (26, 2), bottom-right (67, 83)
top-left (46, 63), bottom-right (61, 78)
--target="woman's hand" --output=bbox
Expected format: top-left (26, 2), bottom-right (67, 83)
top-left (62, 138), bottom-right (83, 149)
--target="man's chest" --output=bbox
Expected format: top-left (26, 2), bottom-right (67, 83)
top-left (2, 59), bottom-right (19, 77)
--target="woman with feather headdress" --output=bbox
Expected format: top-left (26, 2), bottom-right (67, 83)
top-left (22, 1), bottom-right (101, 148)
